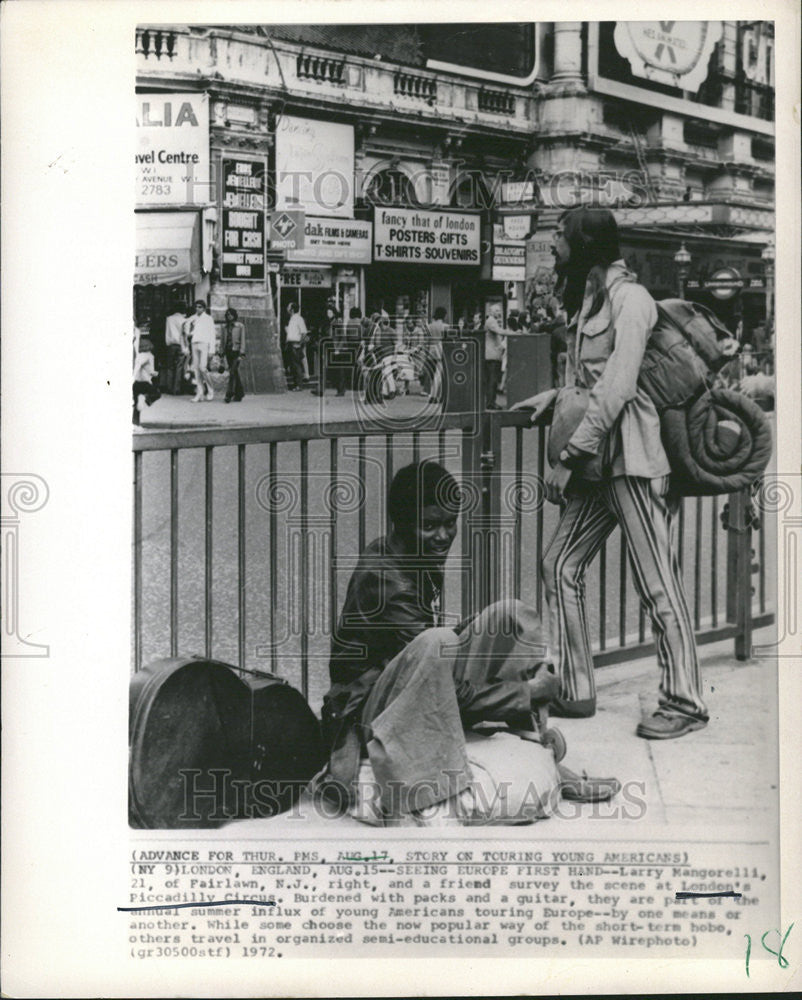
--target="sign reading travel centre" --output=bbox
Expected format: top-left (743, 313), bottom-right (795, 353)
top-left (373, 208), bottom-right (480, 265)
top-left (136, 94), bottom-right (209, 207)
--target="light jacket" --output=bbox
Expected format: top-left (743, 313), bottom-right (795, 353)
top-left (566, 260), bottom-right (670, 481)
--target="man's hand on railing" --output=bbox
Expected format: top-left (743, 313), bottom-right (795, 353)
top-left (509, 387), bottom-right (559, 425)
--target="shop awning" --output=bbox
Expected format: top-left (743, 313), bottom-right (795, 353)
top-left (134, 212), bottom-right (202, 285)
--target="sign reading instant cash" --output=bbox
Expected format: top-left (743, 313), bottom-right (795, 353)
top-left (373, 208), bottom-right (480, 265)
top-left (221, 157), bottom-right (266, 281)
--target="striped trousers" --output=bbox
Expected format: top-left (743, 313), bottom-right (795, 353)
top-left (542, 475), bottom-right (708, 720)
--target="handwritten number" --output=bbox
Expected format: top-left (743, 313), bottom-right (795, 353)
top-left (747, 923), bottom-right (795, 975)
top-left (761, 923), bottom-right (794, 969)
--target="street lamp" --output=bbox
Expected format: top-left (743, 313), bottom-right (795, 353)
top-left (761, 239), bottom-right (775, 343)
top-left (674, 243), bottom-right (692, 299)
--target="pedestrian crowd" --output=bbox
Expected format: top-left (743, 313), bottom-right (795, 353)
top-left (132, 300), bottom-right (247, 424)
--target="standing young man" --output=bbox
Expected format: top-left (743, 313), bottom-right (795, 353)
top-left (284, 301), bottom-right (308, 390)
top-left (515, 207), bottom-right (708, 740)
top-left (187, 299), bottom-right (217, 402)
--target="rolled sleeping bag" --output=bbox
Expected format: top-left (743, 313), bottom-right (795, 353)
top-left (660, 387), bottom-right (773, 496)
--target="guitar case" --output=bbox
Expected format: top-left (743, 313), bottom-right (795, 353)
top-left (129, 657), bottom-right (324, 829)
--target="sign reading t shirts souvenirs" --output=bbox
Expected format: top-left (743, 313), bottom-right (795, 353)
top-left (136, 93), bottom-right (209, 207)
top-left (613, 21), bottom-right (722, 91)
top-left (373, 208), bottom-right (480, 266)
top-left (221, 157), bottom-right (266, 281)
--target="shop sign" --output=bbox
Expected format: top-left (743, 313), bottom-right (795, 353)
top-left (136, 93), bottom-right (209, 208)
top-left (501, 215), bottom-right (532, 241)
top-left (266, 210), bottom-right (306, 251)
top-left (222, 157), bottom-right (266, 210)
top-left (373, 208), bottom-right (480, 266)
top-left (221, 158), bottom-right (266, 281)
top-left (525, 231), bottom-right (556, 280)
top-left (275, 116), bottom-right (354, 218)
top-left (286, 217), bottom-right (372, 264)
top-left (613, 21), bottom-right (722, 91)
top-left (281, 268), bottom-right (333, 288)
top-left (491, 224), bottom-right (526, 281)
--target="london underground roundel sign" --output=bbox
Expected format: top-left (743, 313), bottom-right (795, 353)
top-left (613, 21), bottom-right (722, 92)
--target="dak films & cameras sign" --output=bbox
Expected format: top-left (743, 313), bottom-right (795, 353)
top-left (136, 93), bottom-right (210, 207)
top-left (221, 157), bottom-right (266, 281)
top-left (287, 217), bottom-right (372, 265)
top-left (373, 208), bottom-right (480, 265)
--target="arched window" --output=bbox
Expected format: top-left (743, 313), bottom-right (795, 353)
top-left (450, 170), bottom-right (493, 210)
top-left (364, 168), bottom-right (418, 207)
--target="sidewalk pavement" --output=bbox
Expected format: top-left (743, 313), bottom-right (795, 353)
top-left (135, 389), bottom-right (441, 431)
top-left (232, 625), bottom-right (777, 835)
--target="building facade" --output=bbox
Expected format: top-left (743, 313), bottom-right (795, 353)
top-left (135, 21), bottom-right (775, 391)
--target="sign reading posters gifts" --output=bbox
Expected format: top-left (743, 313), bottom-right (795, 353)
top-left (136, 93), bottom-right (209, 206)
top-left (374, 208), bottom-right (480, 265)
top-left (274, 115), bottom-right (355, 218)
top-left (221, 157), bottom-right (266, 281)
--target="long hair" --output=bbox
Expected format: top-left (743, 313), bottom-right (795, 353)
top-left (556, 208), bottom-right (622, 320)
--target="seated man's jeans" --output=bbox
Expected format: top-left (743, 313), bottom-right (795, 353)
top-left (358, 599), bottom-right (549, 819)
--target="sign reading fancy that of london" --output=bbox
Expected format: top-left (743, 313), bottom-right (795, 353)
top-left (373, 208), bottom-right (480, 266)
top-left (613, 21), bottom-right (722, 92)
top-left (136, 93), bottom-right (209, 207)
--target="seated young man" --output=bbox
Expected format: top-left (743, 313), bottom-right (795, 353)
top-left (320, 460), bottom-right (619, 825)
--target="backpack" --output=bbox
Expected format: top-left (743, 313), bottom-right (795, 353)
top-left (638, 298), bottom-right (740, 412)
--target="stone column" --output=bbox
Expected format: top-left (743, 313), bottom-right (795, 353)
top-left (552, 23), bottom-right (584, 83)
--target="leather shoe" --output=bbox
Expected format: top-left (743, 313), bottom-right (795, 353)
top-left (549, 697), bottom-right (596, 719)
top-left (558, 765), bottom-right (621, 802)
top-left (636, 710), bottom-right (707, 740)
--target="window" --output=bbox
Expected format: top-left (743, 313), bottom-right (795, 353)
top-left (364, 169), bottom-right (418, 207)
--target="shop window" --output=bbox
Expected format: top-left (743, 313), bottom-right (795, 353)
top-left (364, 169), bottom-right (418, 207)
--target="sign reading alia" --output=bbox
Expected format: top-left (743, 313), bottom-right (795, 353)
top-left (136, 93), bottom-right (209, 207)
top-left (374, 208), bottom-right (480, 265)
top-left (221, 158), bottom-right (266, 281)
top-left (613, 21), bottom-right (722, 91)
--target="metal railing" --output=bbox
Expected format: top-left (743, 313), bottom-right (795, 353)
top-left (132, 410), bottom-right (773, 707)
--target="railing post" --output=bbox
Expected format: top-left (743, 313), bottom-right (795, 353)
top-left (461, 418), bottom-right (484, 621)
top-left (725, 489), bottom-right (754, 660)
top-left (482, 411), bottom-right (502, 608)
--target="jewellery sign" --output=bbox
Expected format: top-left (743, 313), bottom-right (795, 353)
top-left (373, 208), bottom-right (480, 265)
top-left (613, 21), bottom-right (722, 91)
top-left (221, 157), bottom-right (266, 281)
top-left (136, 93), bottom-right (209, 207)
